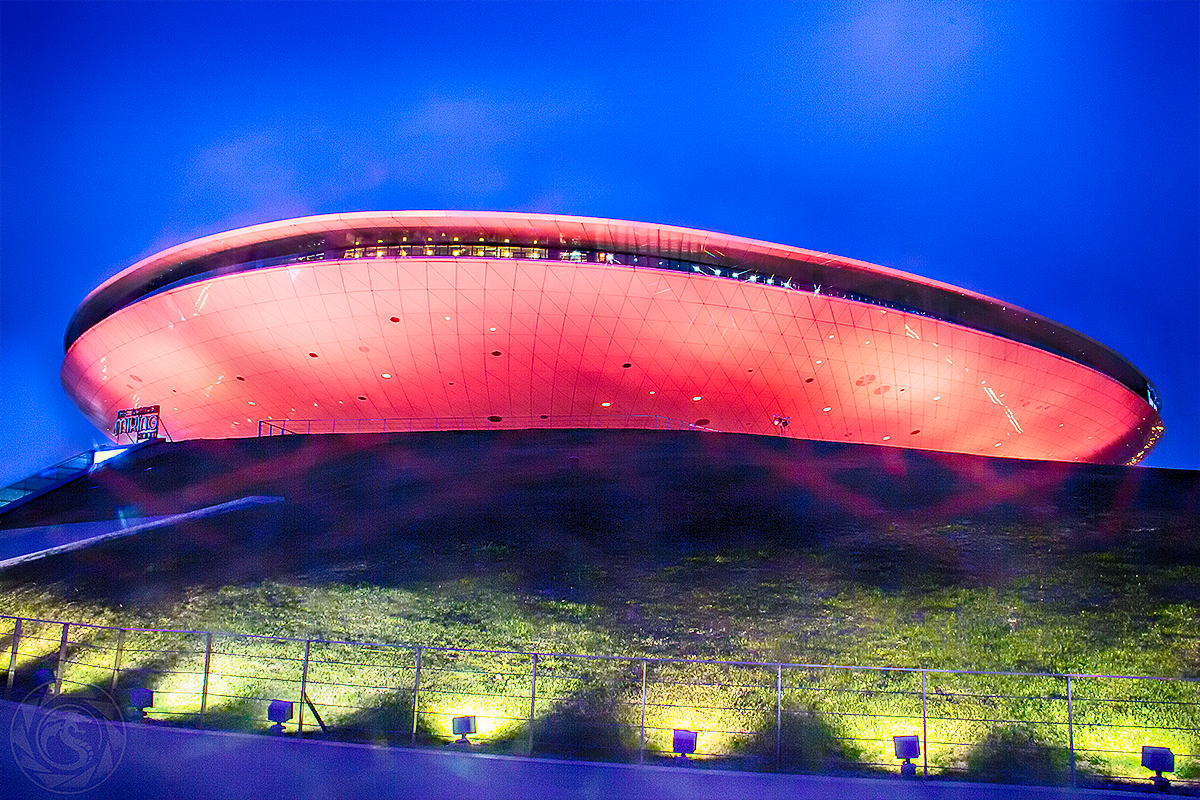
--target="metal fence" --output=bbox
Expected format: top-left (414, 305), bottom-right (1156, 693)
top-left (257, 414), bottom-right (717, 436)
top-left (2, 614), bottom-right (1197, 789)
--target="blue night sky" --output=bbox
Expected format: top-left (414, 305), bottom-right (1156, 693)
top-left (1, 1), bottom-right (1196, 483)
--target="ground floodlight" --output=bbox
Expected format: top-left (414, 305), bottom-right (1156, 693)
top-left (673, 729), bottom-right (698, 758)
top-left (451, 715), bottom-right (476, 743)
top-left (1142, 746), bottom-right (1174, 791)
top-left (268, 699), bottom-right (294, 732)
top-left (32, 668), bottom-right (56, 695)
top-left (894, 735), bottom-right (920, 777)
top-left (130, 688), bottom-right (153, 719)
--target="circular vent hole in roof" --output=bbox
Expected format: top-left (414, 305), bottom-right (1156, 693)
top-left (308, 352), bottom-right (319, 358)
top-left (540, 415), bottom-right (549, 419)
top-left (389, 316), bottom-right (400, 323)
top-left (622, 363), bottom-right (632, 369)
top-left (488, 415), bottom-right (503, 422)
top-left (910, 430), bottom-right (921, 435)
top-left (491, 351), bottom-right (502, 356)
top-left (357, 396), bottom-right (367, 401)
top-left (695, 419), bottom-right (710, 426)
top-left (236, 376), bottom-right (245, 381)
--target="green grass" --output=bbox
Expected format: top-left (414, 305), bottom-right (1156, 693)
top-left (5, 556), bottom-right (1194, 679)
top-left (3, 541), bottom-right (1198, 785)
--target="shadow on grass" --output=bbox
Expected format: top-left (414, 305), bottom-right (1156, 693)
top-left (313, 693), bottom-right (417, 746)
top-left (528, 685), bottom-right (640, 762)
top-left (964, 724), bottom-right (1071, 785)
top-left (4, 656), bottom-right (67, 703)
top-left (777, 708), bottom-right (867, 775)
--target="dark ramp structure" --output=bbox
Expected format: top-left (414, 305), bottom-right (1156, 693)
top-left (1, 432), bottom-right (1195, 603)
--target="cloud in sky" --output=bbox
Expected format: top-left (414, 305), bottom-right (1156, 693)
top-left (153, 91), bottom-right (598, 247)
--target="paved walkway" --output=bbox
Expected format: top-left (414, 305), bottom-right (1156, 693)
top-left (0, 700), bottom-right (1169, 800)
top-left (0, 496), bottom-right (282, 568)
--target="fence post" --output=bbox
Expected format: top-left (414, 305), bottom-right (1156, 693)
top-left (921, 669), bottom-right (928, 779)
top-left (55, 622), bottom-right (69, 694)
top-left (639, 659), bottom-right (648, 764)
top-left (776, 663), bottom-right (783, 772)
top-left (1067, 675), bottom-right (1076, 787)
top-left (6, 618), bottom-right (21, 700)
top-left (298, 640), bottom-right (312, 736)
top-left (528, 653), bottom-right (539, 755)
top-left (110, 629), bottom-right (126, 695)
top-left (199, 633), bottom-right (213, 729)
top-left (410, 646), bottom-right (422, 747)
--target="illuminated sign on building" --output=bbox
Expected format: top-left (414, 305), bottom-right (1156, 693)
top-left (113, 405), bottom-right (159, 442)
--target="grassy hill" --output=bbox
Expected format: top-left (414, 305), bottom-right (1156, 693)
top-left (1, 429), bottom-right (1196, 676)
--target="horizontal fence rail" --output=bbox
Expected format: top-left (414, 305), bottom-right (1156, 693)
top-left (257, 415), bottom-right (719, 437)
top-left (1, 614), bottom-right (1196, 790)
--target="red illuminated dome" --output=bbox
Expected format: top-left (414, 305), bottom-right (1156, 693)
top-left (62, 211), bottom-right (1163, 464)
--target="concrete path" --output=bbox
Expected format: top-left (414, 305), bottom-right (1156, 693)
top-left (0, 700), bottom-right (1169, 800)
top-left (0, 496), bottom-right (282, 568)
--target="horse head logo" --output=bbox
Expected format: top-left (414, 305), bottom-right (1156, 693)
top-left (9, 679), bottom-right (127, 793)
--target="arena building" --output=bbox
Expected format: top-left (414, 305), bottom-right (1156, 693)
top-left (62, 212), bottom-right (1162, 464)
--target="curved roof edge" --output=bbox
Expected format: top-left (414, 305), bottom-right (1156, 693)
top-left (64, 211), bottom-right (1158, 410)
